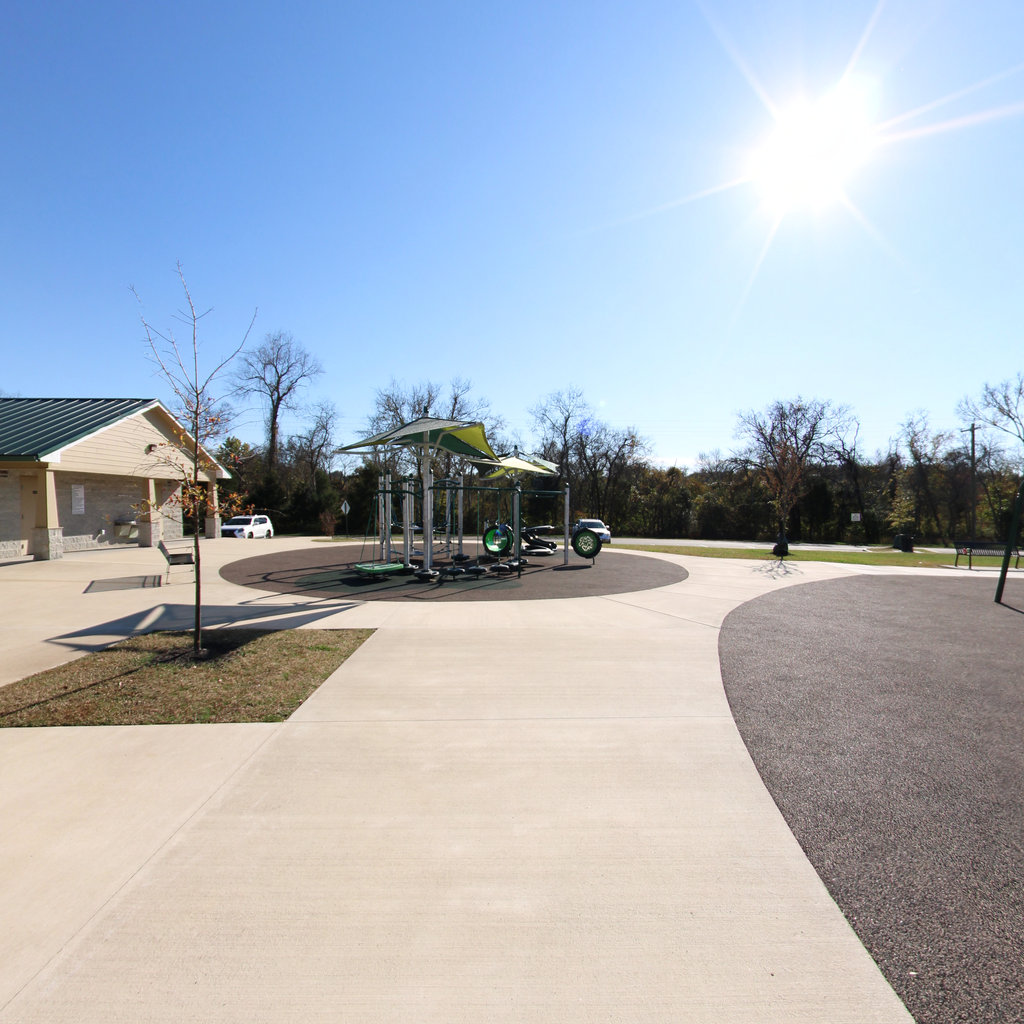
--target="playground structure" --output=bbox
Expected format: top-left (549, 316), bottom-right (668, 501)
top-left (340, 415), bottom-right (604, 581)
top-left (357, 470), bottom-right (589, 579)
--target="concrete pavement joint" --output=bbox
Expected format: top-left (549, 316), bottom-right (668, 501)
top-left (594, 592), bottom-right (725, 627)
top-left (280, 713), bottom-right (737, 725)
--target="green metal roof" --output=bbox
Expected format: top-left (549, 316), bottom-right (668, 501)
top-left (0, 398), bottom-right (158, 460)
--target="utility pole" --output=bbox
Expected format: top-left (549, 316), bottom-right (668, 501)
top-left (961, 423), bottom-right (977, 540)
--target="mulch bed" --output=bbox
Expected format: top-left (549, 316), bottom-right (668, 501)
top-left (219, 542), bottom-right (686, 602)
top-left (719, 574), bottom-right (1024, 1024)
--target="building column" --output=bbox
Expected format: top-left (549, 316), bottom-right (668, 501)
top-left (204, 480), bottom-right (221, 539)
top-left (137, 478), bottom-right (160, 547)
top-left (32, 468), bottom-right (64, 560)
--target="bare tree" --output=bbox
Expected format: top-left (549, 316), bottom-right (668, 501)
top-left (364, 377), bottom-right (503, 478)
top-left (573, 420), bottom-right (648, 522)
top-left (898, 413), bottom-right (952, 542)
top-left (134, 264), bottom-right (256, 658)
top-left (531, 388), bottom-right (588, 487)
top-left (959, 373), bottom-right (1024, 462)
top-left (736, 397), bottom-right (851, 538)
top-left (287, 400), bottom-right (339, 493)
top-left (530, 389), bottom-right (648, 521)
top-left (367, 378), bottom-right (442, 435)
top-left (236, 331), bottom-right (322, 477)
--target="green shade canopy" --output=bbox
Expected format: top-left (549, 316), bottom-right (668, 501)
top-left (340, 416), bottom-right (499, 463)
top-left (482, 453), bottom-right (559, 479)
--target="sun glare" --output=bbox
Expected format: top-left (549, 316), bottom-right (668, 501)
top-left (749, 79), bottom-right (879, 215)
top-left (609, 5), bottom-right (1024, 311)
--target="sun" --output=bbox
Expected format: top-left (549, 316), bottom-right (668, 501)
top-left (748, 79), bottom-right (879, 215)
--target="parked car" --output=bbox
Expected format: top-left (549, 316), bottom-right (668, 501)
top-left (221, 514), bottom-right (274, 539)
top-left (573, 518), bottom-right (611, 544)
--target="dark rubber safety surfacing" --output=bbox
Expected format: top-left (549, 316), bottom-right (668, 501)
top-left (719, 574), bottom-right (1024, 1024)
top-left (220, 542), bottom-right (686, 602)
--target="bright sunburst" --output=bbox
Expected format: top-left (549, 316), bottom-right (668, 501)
top-left (597, 4), bottom-right (1024, 315)
top-left (748, 78), bottom-right (879, 215)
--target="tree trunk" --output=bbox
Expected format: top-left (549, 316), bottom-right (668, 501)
top-left (192, 442), bottom-right (203, 658)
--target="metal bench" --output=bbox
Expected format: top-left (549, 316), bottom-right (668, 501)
top-left (158, 539), bottom-right (195, 582)
top-left (953, 540), bottom-right (1020, 570)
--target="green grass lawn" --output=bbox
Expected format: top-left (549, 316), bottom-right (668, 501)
top-left (617, 543), bottom-right (1005, 569)
top-left (0, 628), bottom-right (372, 728)
top-left (315, 533), bottom-right (1009, 570)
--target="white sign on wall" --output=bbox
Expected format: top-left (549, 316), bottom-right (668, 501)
top-left (71, 484), bottom-right (85, 515)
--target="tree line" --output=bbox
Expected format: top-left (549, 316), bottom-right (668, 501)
top-left (133, 270), bottom-right (1024, 657)
top-left (138, 269), bottom-right (1021, 546)
top-left (218, 337), bottom-right (1023, 545)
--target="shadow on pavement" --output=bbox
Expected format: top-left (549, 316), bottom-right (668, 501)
top-left (49, 602), bottom-right (360, 654)
top-left (84, 575), bottom-right (163, 593)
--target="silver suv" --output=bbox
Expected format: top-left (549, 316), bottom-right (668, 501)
top-left (221, 514), bottom-right (274, 539)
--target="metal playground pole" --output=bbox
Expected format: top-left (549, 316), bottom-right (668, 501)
top-left (995, 475), bottom-right (1024, 604)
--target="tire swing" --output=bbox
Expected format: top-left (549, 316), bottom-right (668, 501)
top-left (482, 524), bottom-right (513, 557)
top-left (571, 528), bottom-right (602, 560)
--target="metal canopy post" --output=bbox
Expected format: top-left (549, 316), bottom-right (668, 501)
top-left (380, 473), bottom-right (387, 565)
top-left (512, 484), bottom-right (522, 573)
top-left (402, 477), bottom-right (413, 568)
top-left (421, 447), bottom-right (433, 571)
top-left (458, 474), bottom-right (465, 558)
top-left (563, 483), bottom-right (570, 565)
top-left (995, 476), bottom-right (1024, 604)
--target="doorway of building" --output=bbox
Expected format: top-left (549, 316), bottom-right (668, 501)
top-left (19, 476), bottom-right (36, 556)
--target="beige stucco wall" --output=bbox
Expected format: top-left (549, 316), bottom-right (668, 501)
top-left (57, 473), bottom-right (180, 551)
top-left (0, 470), bottom-right (187, 556)
top-left (0, 475), bottom-right (21, 558)
top-left (54, 408), bottom-right (220, 483)
top-left (160, 481), bottom-right (185, 542)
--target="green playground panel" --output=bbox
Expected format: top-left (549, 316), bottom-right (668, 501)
top-left (355, 561), bottom-right (407, 577)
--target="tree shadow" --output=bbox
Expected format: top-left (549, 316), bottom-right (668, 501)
top-left (752, 557), bottom-right (803, 580)
top-left (49, 601), bottom-right (359, 655)
top-left (84, 575), bottom-right (163, 593)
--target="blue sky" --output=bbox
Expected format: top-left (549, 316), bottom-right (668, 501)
top-left (3, 1), bottom-right (1023, 467)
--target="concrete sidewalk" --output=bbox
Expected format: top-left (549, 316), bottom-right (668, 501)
top-left (0, 540), bottom-right (914, 1022)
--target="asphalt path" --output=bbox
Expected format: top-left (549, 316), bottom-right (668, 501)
top-left (719, 574), bottom-right (1024, 1024)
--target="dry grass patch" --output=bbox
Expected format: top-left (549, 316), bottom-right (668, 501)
top-left (0, 628), bottom-right (373, 728)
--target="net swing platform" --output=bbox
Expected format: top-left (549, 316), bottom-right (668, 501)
top-left (354, 561), bottom-right (409, 579)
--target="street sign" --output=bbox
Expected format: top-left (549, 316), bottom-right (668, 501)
top-left (341, 500), bottom-right (351, 516)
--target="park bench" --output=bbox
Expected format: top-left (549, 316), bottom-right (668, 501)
top-left (953, 540), bottom-right (1021, 570)
top-left (158, 539), bottom-right (195, 582)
